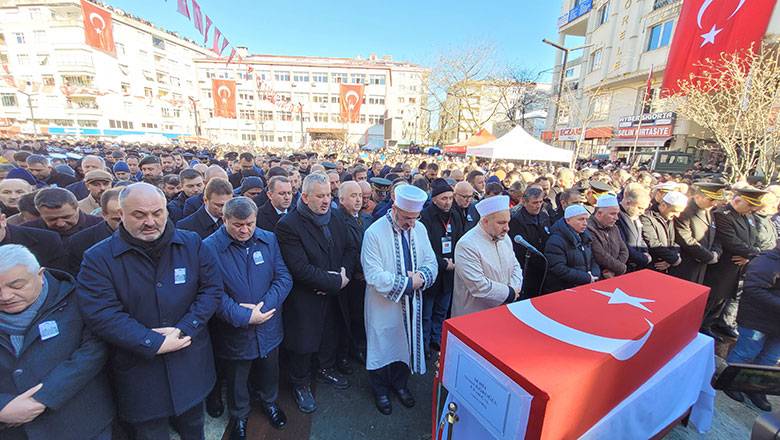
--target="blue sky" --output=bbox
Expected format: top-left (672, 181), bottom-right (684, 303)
top-left (106, 0), bottom-right (564, 81)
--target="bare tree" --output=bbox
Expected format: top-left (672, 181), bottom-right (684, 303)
top-left (668, 43), bottom-right (780, 182)
top-left (500, 67), bottom-right (550, 133)
top-left (553, 80), bottom-right (608, 168)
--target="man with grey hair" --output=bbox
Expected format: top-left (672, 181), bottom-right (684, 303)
top-left (509, 186), bottom-right (551, 298)
top-left (77, 182), bottom-right (222, 439)
top-left (25, 155), bottom-right (76, 187)
top-left (204, 197), bottom-right (292, 436)
top-left (0, 244), bottom-right (114, 439)
top-left (65, 155), bottom-right (106, 200)
top-left (276, 172), bottom-right (357, 414)
top-left (25, 188), bottom-right (102, 239)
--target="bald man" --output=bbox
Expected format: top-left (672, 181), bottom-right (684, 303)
top-left (0, 178), bottom-right (33, 217)
top-left (454, 181), bottom-right (477, 231)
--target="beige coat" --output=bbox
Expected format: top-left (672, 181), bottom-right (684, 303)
top-left (452, 224), bottom-right (523, 318)
top-left (78, 195), bottom-right (100, 215)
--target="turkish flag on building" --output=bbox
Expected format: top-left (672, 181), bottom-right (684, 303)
top-left (212, 79), bottom-right (236, 118)
top-left (80, 0), bottom-right (116, 56)
top-left (662, 0), bottom-right (778, 94)
top-left (339, 84), bottom-right (364, 123)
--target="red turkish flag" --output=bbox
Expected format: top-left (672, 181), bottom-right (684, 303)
top-left (339, 84), bottom-right (364, 123)
top-left (80, 0), bottom-right (116, 56)
top-left (212, 79), bottom-right (236, 118)
top-left (662, 0), bottom-right (778, 94)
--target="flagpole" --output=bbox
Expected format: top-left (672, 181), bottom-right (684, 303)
top-left (629, 65), bottom-right (653, 165)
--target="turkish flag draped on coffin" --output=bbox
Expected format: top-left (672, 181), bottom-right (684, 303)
top-left (212, 79), bottom-right (237, 119)
top-left (440, 270), bottom-right (709, 439)
top-left (80, 0), bottom-right (116, 56)
top-left (339, 84), bottom-right (364, 123)
top-left (661, 0), bottom-right (778, 94)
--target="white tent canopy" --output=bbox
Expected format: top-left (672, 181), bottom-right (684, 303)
top-left (466, 125), bottom-right (573, 163)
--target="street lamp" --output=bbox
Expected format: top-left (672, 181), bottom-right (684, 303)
top-left (17, 89), bottom-right (36, 136)
top-left (188, 96), bottom-right (201, 136)
top-left (542, 39), bottom-right (592, 140)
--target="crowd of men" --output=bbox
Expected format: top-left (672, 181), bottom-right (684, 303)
top-left (0, 138), bottom-right (778, 440)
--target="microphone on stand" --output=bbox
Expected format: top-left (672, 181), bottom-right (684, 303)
top-left (513, 235), bottom-right (548, 298)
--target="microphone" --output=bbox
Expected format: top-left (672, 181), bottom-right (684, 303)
top-left (514, 235), bottom-right (545, 257)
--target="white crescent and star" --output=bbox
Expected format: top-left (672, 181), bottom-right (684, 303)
top-left (508, 287), bottom-right (655, 361)
top-left (89, 12), bottom-right (106, 33)
top-left (345, 90), bottom-right (360, 110)
top-left (696, 0), bottom-right (749, 47)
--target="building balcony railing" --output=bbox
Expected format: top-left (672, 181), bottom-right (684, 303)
top-left (558, 0), bottom-right (593, 28)
top-left (653, 0), bottom-right (681, 10)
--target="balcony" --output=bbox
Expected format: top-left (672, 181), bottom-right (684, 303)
top-left (653, 0), bottom-right (681, 10)
top-left (558, 0), bottom-right (592, 36)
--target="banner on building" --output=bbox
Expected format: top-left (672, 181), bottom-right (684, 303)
top-left (212, 79), bottom-right (236, 119)
top-left (339, 84), bottom-right (364, 123)
top-left (615, 112), bottom-right (676, 138)
top-left (661, 0), bottom-right (778, 94)
top-left (81, 0), bottom-right (116, 56)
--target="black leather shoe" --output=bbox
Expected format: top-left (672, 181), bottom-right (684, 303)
top-left (715, 325), bottom-right (739, 339)
top-left (229, 417), bottom-right (248, 440)
top-left (724, 389), bottom-right (746, 403)
top-left (746, 393), bottom-right (772, 412)
top-left (395, 387), bottom-right (416, 408)
top-left (292, 385), bottom-right (317, 414)
top-left (316, 368), bottom-right (350, 390)
top-left (262, 402), bottom-right (287, 430)
top-left (375, 394), bottom-right (392, 415)
top-left (206, 387), bottom-right (224, 418)
top-left (336, 357), bottom-right (354, 375)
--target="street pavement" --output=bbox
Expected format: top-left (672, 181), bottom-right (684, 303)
top-left (199, 352), bottom-right (776, 440)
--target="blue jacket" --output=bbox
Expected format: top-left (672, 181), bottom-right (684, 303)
top-left (737, 246), bottom-right (780, 336)
top-left (182, 193), bottom-right (205, 218)
top-left (0, 270), bottom-right (114, 440)
top-left (203, 226), bottom-right (292, 359)
top-left (543, 218), bottom-right (601, 293)
top-left (76, 228), bottom-right (222, 423)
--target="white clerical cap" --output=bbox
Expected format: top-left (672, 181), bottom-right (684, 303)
top-left (564, 204), bottom-right (589, 219)
top-left (475, 195), bottom-right (510, 217)
top-left (653, 182), bottom-right (679, 192)
top-left (394, 184), bottom-right (427, 212)
top-left (662, 191), bottom-right (688, 207)
top-left (595, 194), bottom-right (619, 208)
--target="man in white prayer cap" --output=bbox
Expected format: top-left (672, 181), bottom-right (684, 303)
top-left (451, 195), bottom-right (523, 318)
top-left (640, 190), bottom-right (688, 273)
top-left (361, 184), bottom-right (438, 415)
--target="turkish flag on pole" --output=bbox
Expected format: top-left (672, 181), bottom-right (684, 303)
top-left (339, 84), bottom-right (364, 123)
top-left (80, 0), bottom-right (116, 56)
top-left (212, 79), bottom-right (236, 118)
top-left (662, 0), bottom-right (778, 94)
top-left (191, 0), bottom-right (204, 34)
top-left (176, 0), bottom-right (190, 19)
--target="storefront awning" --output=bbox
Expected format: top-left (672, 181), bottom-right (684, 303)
top-left (608, 137), bottom-right (672, 148)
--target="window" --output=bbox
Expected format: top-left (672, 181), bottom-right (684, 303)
top-left (350, 73), bottom-right (366, 84)
top-left (292, 72), bottom-right (309, 82)
top-left (1, 93), bottom-right (18, 107)
top-left (313, 112), bottom-right (328, 122)
top-left (33, 30), bottom-right (46, 43)
top-left (141, 122), bottom-right (159, 129)
top-left (239, 109), bottom-right (255, 120)
top-left (591, 94), bottom-right (610, 120)
top-left (295, 112), bottom-right (311, 122)
top-left (312, 72), bottom-right (328, 83)
top-left (368, 74), bottom-right (386, 85)
top-left (143, 70), bottom-right (154, 81)
top-left (398, 97), bottom-right (405, 104)
top-left (170, 76), bottom-right (181, 87)
top-left (0, 34), bottom-right (5, 45)
top-left (274, 71), bottom-right (290, 82)
top-left (152, 36), bottom-right (166, 50)
top-left (37, 53), bottom-right (48, 66)
top-left (278, 111), bottom-right (292, 121)
top-left (597, 2), bottom-right (610, 26)
top-left (368, 114), bottom-right (384, 125)
top-left (77, 119), bottom-right (98, 127)
top-left (13, 33), bottom-right (25, 44)
top-left (144, 87), bottom-right (153, 98)
top-left (256, 70), bottom-right (271, 81)
top-left (647, 20), bottom-right (674, 51)
top-left (409, 97), bottom-right (416, 104)
top-left (330, 113), bottom-right (341, 123)
top-left (589, 49), bottom-right (602, 72)
top-left (330, 96), bottom-right (340, 104)
top-left (367, 96), bottom-right (385, 105)
top-left (161, 107), bottom-right (180, 118)
top-left (16, 54), bottom-right (29, 65)
top-left (558, 103), bottom-right (570, 125)
top-left (42, 75), bottom-right (55, 86)
top-left (258, 110), bottom-right (273, 121)
top-left (332, 73), bottom-right (347, 83)
top-left (53, 119), bottom-right (74, 127)
top-left (311, 94), bottom-right (328, 104)
top-left (241, 133), bottom-right (257, 141)
top-left (565, 67), bottom-right (576, 78)
top-left (116, 43), bottom-right (125, 56)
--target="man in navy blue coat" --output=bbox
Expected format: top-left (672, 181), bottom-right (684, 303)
top-left (204, 197), bottom-right (292, 438)
top-left (176, 178), bottom-right (233, 239)
top-left (77, 182), bottom-right (222, 439)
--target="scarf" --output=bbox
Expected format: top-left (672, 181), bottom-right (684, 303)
top-left (119, 219), bottom-right (175, 262)
top-left (297, 197), bottom-right (333, 244)
top-left (0, 276), bottom-right (48, 357)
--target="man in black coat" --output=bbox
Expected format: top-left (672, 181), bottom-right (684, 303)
top-left (176, 178), bottom-right (233, 239)
top-left (420, 179), bottom-right (465, 353)
top-left (508, 186), bottom-right (551, 298)
top-left (24, 188), bottom-right (102, 240)
top-left (724, 241), bottom-right (780, 412)
top-left (256, 176), bottom-right (293, 232)
top-left (228, 152), bottom-right (259, 189)
top-left (167, 169), bottom-right (204, 223)
top-left (0, 214), bottom-right (67, 272)
top-left (672, 182), bottom-right (726, 284)
top-left (702, 187), bottom-right (766, 339)
top-left (276, 173), bottom-right (357, 414)
top-left (25, 154), bottom-right (77, 188)
top-left (640, 191), bottom-right (687, 274)
top-left (64, 188), bottom-right (122, 276)
top-left (543, 205), bottom-right (601, 293)
top-left (77, 182), bottom-right (222, 439)
top-left (0, 245), bottom-right (114, 440)
top-left (617, 184), bottom-right (652, 272)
